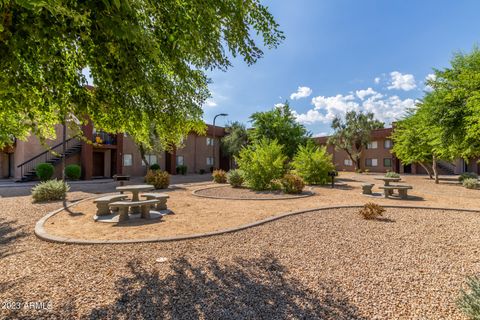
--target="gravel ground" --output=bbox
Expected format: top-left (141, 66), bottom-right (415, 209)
top-left (194, 185), bottom-right (313, 199)
top-left (1, 173), bottom-right (480, 319)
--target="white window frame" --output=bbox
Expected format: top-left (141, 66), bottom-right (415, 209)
top-left (367, 141), bottom-right (378, 149)
top-left (206, 137), bottom-right (215, 146)
top-left (176, 155), bottom-right (184, 166)
top-left (123, 154), bottom-right (133, 167)
top-left (384, 158), bottom-right (392, 167)
top-left (344, 159), bottom-right (353, 166)
top-left (366, 158), bottom-right (378, 167)
top-left (206, 157), bottom-right (214, 166)
top-left (384, 139), bottom-right (392, 149)
top-left (142, 154), bottom-right (158, 166)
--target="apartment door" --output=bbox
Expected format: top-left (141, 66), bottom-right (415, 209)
top-left (92, 152), bottom-right (105, 177)
top-left (403, 164), bottom-right (412, 174)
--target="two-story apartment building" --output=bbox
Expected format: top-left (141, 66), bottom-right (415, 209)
top-left (0, 123), bottom-right (229, 181)
top-left (315, 127), bottom-right (480, 175)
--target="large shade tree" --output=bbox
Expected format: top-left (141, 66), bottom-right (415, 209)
top-left (328, 111), bottom-right (384, 171)
top-left (249, 102), bottom-right (310, 158)
top-left (221, 121), bottom-right (249, 167)
top-left (0, 0), bottom-right (284, 149)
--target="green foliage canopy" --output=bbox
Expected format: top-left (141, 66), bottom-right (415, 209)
top-left (221, 121), bottom-right (249, 158)
top-left (0, 0), bottom-right (284, 149)
top-left (328, 111), bottom-right (384, 170)
top-left (249, 102), bottom-right (309, 158)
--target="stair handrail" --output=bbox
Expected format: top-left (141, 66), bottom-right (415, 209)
top-left (16, 137), bottom-right (80, 167)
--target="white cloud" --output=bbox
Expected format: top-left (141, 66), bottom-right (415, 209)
top-left (293, 91), bottom-right (414, 126)
top-left (313, 132), bottom-right (329, 137)
top-left (424, 73), bottom-right (436, 92)
top-left (290, 86), bottom-right (312, 100)
top-left (387, 71), bottom-right (416, 91)
top-left (355, 87), bottom-right (381, 100)
top-left (374, 77), bottom-right (381, 84)
top-left (274, 103), bottom-right (285, 109)
top-left (204, 99), bottom-right (217, 108)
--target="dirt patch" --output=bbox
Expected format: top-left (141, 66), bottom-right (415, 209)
top-left (193, 185), bottom-right (313, 200)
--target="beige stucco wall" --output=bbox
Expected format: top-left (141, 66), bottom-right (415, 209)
top-left (176, 134), bottom-right (220, 173)
top-left (121, 135), bottom-right (165, 177)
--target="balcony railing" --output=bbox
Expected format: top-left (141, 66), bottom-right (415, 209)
top-left (92, 131), bottom-right (117, 145)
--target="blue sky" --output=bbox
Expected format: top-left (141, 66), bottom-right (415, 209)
top-left (203, 0), bottom-right (480, 136)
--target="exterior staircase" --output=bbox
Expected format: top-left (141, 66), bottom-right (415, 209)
top-left (437, 160), bottom-right (456, 175)
top-left (17, 138), bottom-right (82, 182)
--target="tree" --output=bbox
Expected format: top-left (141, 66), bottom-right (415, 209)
top-left (221, 121), bottom-right (249, 167)
top-left (328, 111), bottom-right (384, 171)
top-left (424, 47), bottom-right (480, 160)
top-left (0, 0), bottom-right (284, 149)
top-left (249, 102), bottom-right (310, 158)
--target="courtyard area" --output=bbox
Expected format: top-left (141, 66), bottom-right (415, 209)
top-left (0, 173), bottom-right (479, 319)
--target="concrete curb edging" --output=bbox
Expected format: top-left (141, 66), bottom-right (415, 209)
top-left (192, 185), bottom-right (315, 200)
top-left (35, 201), bottom-right (480, 245)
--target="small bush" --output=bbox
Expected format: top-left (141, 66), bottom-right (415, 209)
top-left (227, 169), bottom-right (244, 187)
top-left (65, 164), bottom-right (81, 180)
top-left (145, 169), bottom-right (170, 189)
top-left (149, 163), bottom-right (160, 170)
top-left (36, 163), bottom-right (54, 181)
top-left (385, 171), bottom-right (400, 178)
top-left (199, 169), bottom-right (206, 175)
top-left (31, 179), bottom-right (69, 202)
top-left (459, 172), bottom-right (478, 182)
top-left (176, 165), bottom-right (187, 175)
top-left (269, 179), bottom-right (283, 191)
top-left (364, 168), bottom-right (370, 173)
top-left (291, 143), bottom-right (335, 185)
top-left (281, 173), bottom-right (305, 194)
top-left (463, 178), bottom-right (478, 190)
top-left (355, 168), bottom-right (363, 174)
top-left (359, 202), bottom-right (386, 220)
top-left (458, 276), bottom-right (480, 320)
top-left (235, 139), bottom-right (287, 190)
top-left (212, 169), bottom-right (227, 183)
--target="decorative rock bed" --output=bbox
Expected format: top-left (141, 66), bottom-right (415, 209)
top-left (192, 185), bottom-right (315, 200)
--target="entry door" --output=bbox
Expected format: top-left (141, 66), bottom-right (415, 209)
top-left (92, 152), bottom-right (105, 177)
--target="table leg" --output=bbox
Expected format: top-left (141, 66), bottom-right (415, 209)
top-left (131, 191), bottom-right (141, 214)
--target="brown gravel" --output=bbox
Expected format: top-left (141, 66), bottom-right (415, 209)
top-left (194, 185), bottom-right (313, 199)
top-left (1, 173), bottom-right (480, 319)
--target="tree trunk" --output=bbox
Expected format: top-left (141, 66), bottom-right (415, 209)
top-left (139, 144), bottom-right (149, 169)
top-left (432, 155), bottom-right (439, 184)
top-left (419, 162), bottom-right (433, 179)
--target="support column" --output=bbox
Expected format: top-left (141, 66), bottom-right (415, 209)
top-left (116, 133), bottom-right (124, 175)
top-left (81, 121), bottom-right (93, 180)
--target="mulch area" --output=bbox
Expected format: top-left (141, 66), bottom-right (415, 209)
top-left (1, 202), bottom-right (479, 319)
top-left (194, 185), bottom-right (313, 199)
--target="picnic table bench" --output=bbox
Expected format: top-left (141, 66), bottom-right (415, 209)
top-left (141, 193), bottom-right (169, 210)
top-left (379, 185), bottom-right (413, 199)
top-left (93, 194), bottom-right (128, 216)
top-left (109, 199), bottom-right (160, 221)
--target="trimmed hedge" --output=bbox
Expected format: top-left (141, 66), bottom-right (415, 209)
top-left (36, 163), bottom-right (54, 181)
top-left (65, 164), bottom-right (81, 180)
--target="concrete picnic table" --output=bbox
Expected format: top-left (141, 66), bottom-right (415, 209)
top-left (116, 184), bottom-right (155, 213)
top-left (374, 177), bottom-right (401, 186)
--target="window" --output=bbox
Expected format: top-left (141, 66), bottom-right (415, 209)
top-left (123, 154), bottom-right (133, 166)
top-left (142, 154), bottom-right (158, 166)
top-left (206, 137), bottom-right (215, 146)
top-left (365, 158), bottom-right (378, 167)
top-left (176, 155), bottom-right (184, 166)
top-left (367, 141), bottom-right (378, 149)
top-left (344, 159), bottom-right (353, 166)
top-left (206, 157), bottom-right (214, 166)
top-left (383, 158), bottom-right (392, 167)
top-left (384, 139), bottom-right (392, 149)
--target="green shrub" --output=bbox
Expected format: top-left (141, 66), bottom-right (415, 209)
top-left (459, 172), bottom-right (478, 182)
top-left (212, 169), bottom-right (227, 183)
top-left (176, 165), bottom-right (187, 175)
top-left (463, 178), bottom-right (478, 190)
top-left (65, 164), bottom-right (81, 180)
top-left (36, 163), bottom-right (54, 181)
top-left (227, 169), bottom-right (244, 187)
top-left (145, 169), bottom-right (170, 189)
top-left (359, 202), bottom-right (385, 220)
top-left (236, 139), bottom-right (287, 190)
top-left (281, 173), bottom-right (305, 194)
top-left (385, 171), bottom-right (400, 178)
top-left (269, 179), bottom-right (283, 191)
top-left (199, 169), bottom-right (206, 175)
top-left (458, 276), bottom-right (480, 319)
top-left (364, 168), bottom-right (370, 173)
top-left (149, 163), bottom-right (160, 170)
top-left (291, 143), bottom-right (334, 185)
top-left (355, 168), bottom-right (363, 174)
top-left (31, 179), bottom-right (69, 202)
